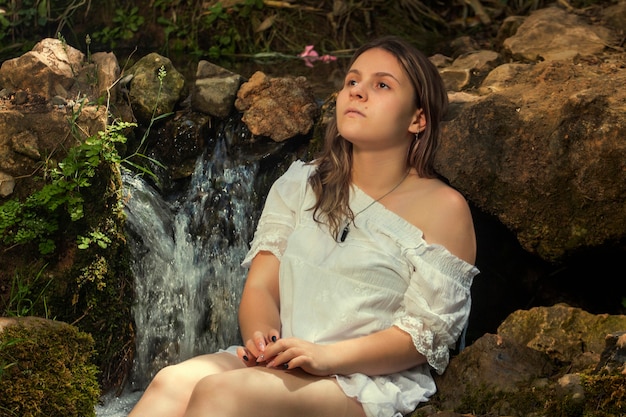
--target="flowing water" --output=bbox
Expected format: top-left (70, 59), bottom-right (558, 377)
top-left (96, 136), bottom-right (260, 416)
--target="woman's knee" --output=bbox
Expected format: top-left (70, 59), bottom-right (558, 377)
top-left (150, 353), bottom-right (241, 391)
top-left (192, 372), bottom-right (240, 399)
top-left (185, 373), bottom-right (241, 415)
top-left (148, 363), bottom-right (188, 392)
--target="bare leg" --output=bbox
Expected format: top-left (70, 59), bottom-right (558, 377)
top-left (183, 366), bottom-right (366, 417)
top-left (128, 352), bottom-right (245, 417)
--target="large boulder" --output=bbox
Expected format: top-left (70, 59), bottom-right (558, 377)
top-left (428, 305), bottom-right (626, 417)
top-left (436, 6), bottom-right (626, 262)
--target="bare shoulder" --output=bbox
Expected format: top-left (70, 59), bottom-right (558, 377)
top-left (406, 178), bottom-right (477, 264)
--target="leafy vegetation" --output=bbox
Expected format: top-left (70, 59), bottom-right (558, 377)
top-left (91, 5), bottom-right (145, 49)
top-left (0, 113), bottom-right (135, 255)
top-left (0, 62), bottom-right (170, 256)
top-left (0, 0), bottom-right (615, 63)
top-left (0, 44), bottom-right (171, 392)
top-left (2, 264), bottom-right (51, 318)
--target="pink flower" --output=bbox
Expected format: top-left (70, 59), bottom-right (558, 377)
top-left (299, 45), bottom-right (319, 58)
top-left (298, 45), bottom-right (336, 67)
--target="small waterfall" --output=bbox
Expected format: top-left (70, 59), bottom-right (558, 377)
top-left (96, 135), bottom-right (261, 415)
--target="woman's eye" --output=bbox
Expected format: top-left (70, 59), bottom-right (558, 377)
top-left (378, 82), bottom-right (389, 89)
top-left (347, 79), bottom-right (357, 86)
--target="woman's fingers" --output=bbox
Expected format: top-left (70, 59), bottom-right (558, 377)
top-left (263, 339), bottom-right (333, 376)
top-left (268, 329), bottom-right (280, 344)
top-left (243, 329), bottom-right (281, 364)
top-left (237, 346), bottom-right (256, 367)
top-left (264, 338), bottom-right (297, 368)
top-left (253, 330), bottom-right (267, 353)
top-left (266, 350), bottom-right (293, 369)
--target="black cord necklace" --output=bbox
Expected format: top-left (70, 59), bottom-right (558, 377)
top-left (339, 170), bottom-right (410, 242)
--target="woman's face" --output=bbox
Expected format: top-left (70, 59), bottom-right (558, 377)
top-left (335, 47), bottom-right (422, 151)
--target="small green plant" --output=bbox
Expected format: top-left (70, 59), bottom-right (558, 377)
top-left (121, 65), bottom-right (170, 179)
top-left (77, 230), bottom-right (111, 250)
top-left (202, 0), bottom-right (264, 59)
top-left (0, 337), bottom-right (23, 368)
top-left (0, 0), bottom-right (90, 60)
top-left (2, 264), bottom-right (52, 318)
top-left (0, 118), bottom-right (135, 255)
top-left (0, 6), bottom-right (11, 44)
top-left (91, 5), bottom-right (145, 49)
top-left (0, 60), bottom-right (170, 255)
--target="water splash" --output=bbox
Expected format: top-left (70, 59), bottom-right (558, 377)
top-left (96, 114), bottom-right (293, 415)
top-left (97, 153), bottom-right (258, 414)
top-left (123, 146), bottom-right (258, 390)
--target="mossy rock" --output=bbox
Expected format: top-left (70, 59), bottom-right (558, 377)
top-left (0, 316), bottom-right (100, 417)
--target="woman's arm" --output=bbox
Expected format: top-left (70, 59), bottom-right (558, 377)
top-left (264, 326), bottom-right (427, 376)
top-left (329, 326), bottom-right (427, 375)
top-left (237, 251), bottom-right (281, 359)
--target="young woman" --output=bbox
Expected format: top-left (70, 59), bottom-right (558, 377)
top-left (128, 35), bottom-right (478, 417)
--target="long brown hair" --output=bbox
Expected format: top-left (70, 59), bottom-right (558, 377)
top-left (308, 35), bottom-right (449, 240)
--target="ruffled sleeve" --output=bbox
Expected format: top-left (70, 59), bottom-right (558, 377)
top-left (242, 160), bottom-right (313, 267)
top-left (393, 244), bottom-right (478, 375)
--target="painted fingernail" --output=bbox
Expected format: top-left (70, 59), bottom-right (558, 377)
top-left (259, 354), bottom-right (265, 361)
top-left (283, 362), bottom-right (289, 369)
top-left (243, 355), bottom-right (249, 362)
top-left (271, 335), bottom-right (277, 342)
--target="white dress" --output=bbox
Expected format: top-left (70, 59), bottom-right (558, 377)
top-left (239, 160), bottom-right (479, 417)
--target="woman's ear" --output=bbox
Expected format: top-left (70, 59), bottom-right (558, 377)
top-left (408, 109), bottom-right (426, 135)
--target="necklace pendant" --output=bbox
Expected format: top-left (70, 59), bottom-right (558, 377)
top-left (339, 224), bottom-right (350, 242)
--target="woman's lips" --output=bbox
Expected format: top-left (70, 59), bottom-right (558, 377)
top-left (344, 107), bottom-right (364, 117)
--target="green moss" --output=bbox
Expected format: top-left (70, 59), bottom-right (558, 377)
top-left (50, 163), bottom-right (135, 391)
top-left (432, 371), bottom-right (626, 417)
top-left (451, 381), bottom-right (582, 417)
top-left (580, 372), bottom-right (626, 416)
top-left (0, 320), bottom-right (100, 417)
top-left (1, 159), bottom-right (136, 392)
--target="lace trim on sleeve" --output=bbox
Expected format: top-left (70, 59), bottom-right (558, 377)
top-left (242, 220), bottom-right (292, 267)
top-left (241, 161), bottom-right (312, 268)
top-left (394, 316), bottom-right (450, 375)
top-left (394, 245), bottom-right (479, 375)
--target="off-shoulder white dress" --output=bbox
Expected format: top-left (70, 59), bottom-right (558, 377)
top-left (237, 160), bottom-right (479, 417)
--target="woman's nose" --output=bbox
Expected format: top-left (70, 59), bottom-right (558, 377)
top-left (350, 84), bottom-right (366, 100)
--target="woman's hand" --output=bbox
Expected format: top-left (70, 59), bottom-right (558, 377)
top-left (237, 329), bottom-right (281, 366)
top-left (262, 337), bottom-right (337, 376)
top-left (260, 328), bottom-right (427, 377)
